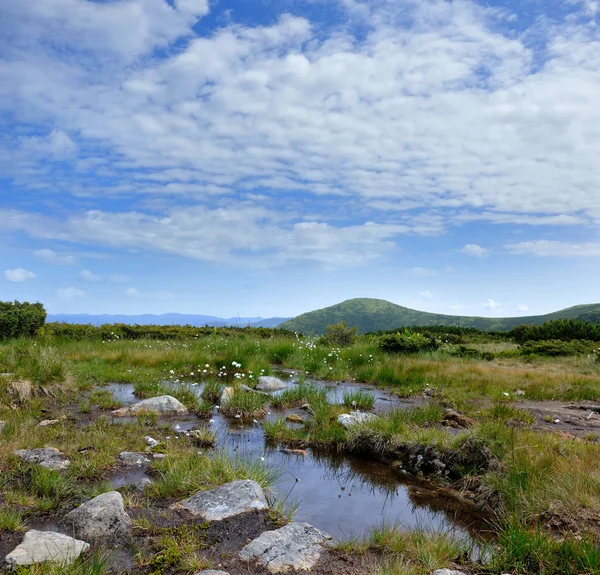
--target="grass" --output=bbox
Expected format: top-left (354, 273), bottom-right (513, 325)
top-left (342, 388), bottom-right (376, 410)
top-left (148, 447), bottom-right (282, 500)
top-left (219, 388), bottom-right (269, 418)
top-left (269, 382), bottom-right (329, 408)
top-left (0, 507), bottom-right (26, 531)
top-left (12, 551), bottom-right (111, 575)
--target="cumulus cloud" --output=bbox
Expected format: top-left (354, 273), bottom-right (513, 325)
top-left (0, 0), bottom-right (600, 267)
top-left (57, 286), bottom-right (84, 299)
top-left (517, 304), bottom-right (529, 312)
top-left (419, 290), bottom-right (434, 300)
top-left (460, 244), bottom-right (489, 258)
top-left (126, 287), bottom-right (172, 299)
top-left (406, 267), bottom-right (438, 277)
top-left (34, 249), bottom-right (76, 265)
top-left (4, 268), bottom-right (36, 282)
top-left (483, 298), bottom-right (500, 309)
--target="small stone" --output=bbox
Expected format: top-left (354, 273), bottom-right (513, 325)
top-left (14, 447), bottom-right (70, 470)
top-left (195, 571), bottom-right (231, 575)
top-left (152, 453), bottom-right (167, 460)
top-left (239, 522), bottom-right (331, 573)
top-left (432, 570), bottom-right (469, 575)
top-left (514, 390), bottom-right (526, 396)
top-left (38, 419), bottom-right (60, 427)
top-left (144, 436), bottom-right (159, 447)
top-left (280, 449), bottom-right (307, 456)
top-left (337, 412), bottom-right (376, 429)
top-left (171, 480), bottom-right (268, 520)
top-left (112, 395), bottom-right (188, 417)
top-left (220, 387), bottom-right (235, 406)
top-left (286, 414), bottom-right (304, 424)
top-left (5, 530), bottom-right (89, 566)
top-left (132, 477), bottom-right (152, 491)
top-left (62, 491), bottom-right (132, 541)
top-left (239, 384), bottom-right (254, 393)
top-left (118, 452), bottom-right (152, 467)
top-left (0, 421), bottom-right (5, 434)
top-left (256, 376), bottom-right (287, 392)
top-left (441, 409), bottom-right (476, 429)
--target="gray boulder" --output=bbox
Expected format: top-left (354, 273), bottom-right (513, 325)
top-left (14, 447), bottom-right (70, 470)
top-left (220, 387), bottom-right (235, 406)
top-left (5, 530), bottom-right (89, 566)
top-left (62, 491), bottom-right (131, 540)
top-left (171, 479), bottom-right (268, 520)
top-left (113, 395), bottom-right (188, 417)
top-left (256, 376), bottom-right (286, 392)
top-left (337, 412), bottom-right (377, 429)
top-left (117, 452), bottom-right (152, 467)
top-left (239, 522), bottom-right (332, 572)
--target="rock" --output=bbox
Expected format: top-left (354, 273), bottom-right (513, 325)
top-left (62, 491), bottom-right (132, 541)
top-left (256, 376), bottom-right (286, 392)
top-left (0, 421), bottom-right (5, 434)
top-left (132, 477), bottom-right (152, 491)
top-left (220, 387), bottom-right (235, 406)
top-left (240, 384), bottom-right (254, 393)
top-left (195, 571), bottom-right (231, 575)
top-left (14, 447), bottom-right (70, 470)
top-left (118, 452), bottom-right (152, 467)
top-left (432, 570), bottom-right (469, 575)
top-left (144, 436), bottom-right (160, 447)
top-left (239, 522), bottom-right (332, 573)
top-left (112, 395), bottom-right (188, 417)
top-left (38, 419), bottom-right (60, 427)
top-left (286, 414), bottom-right (304, 424)
top-left (280, 449), bottom-right (307, 456)
top-left (337, 411), bottom-right (376, 429)
top-left (299, 404), bottom-right (314, 414)
top-left (171, 480), bottom-right (268, 520)
top-left (514, 389), bottom-right (526, 397)
top-left (5, 530), bottom-right (89, 566)
top-left (441, 409), bottom-right (476, 429)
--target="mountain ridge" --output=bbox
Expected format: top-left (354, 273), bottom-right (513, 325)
top-left (278, 298), bottom-right (600, 334)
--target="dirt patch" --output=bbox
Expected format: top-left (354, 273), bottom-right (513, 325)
top-left (518, 400), bottom-right (600, 439)
top-left (536, 503), bottom-right (600, 539)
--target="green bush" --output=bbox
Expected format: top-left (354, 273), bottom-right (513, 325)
top-left (0, 301), bottom-right (46, 339)
top-left (519, 339), bottom-right (597, 357)
top-left (319, 322), bottom-right (358, 347)
top-left (379, 330), bottom-right (439, 354)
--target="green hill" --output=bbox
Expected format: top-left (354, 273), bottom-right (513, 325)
top-left (279, 298), bottom-right (600, 335)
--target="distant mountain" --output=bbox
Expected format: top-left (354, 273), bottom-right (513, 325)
top-left (47, 313), bottom-right (290, 328)
top-left (278, 298), bottom-right (600, 335)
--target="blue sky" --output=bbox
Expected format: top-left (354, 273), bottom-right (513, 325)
top-left (1, 0), bottom-right (599, 318)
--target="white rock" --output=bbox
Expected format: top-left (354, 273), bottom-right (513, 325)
top-left (432, 570), bottom-right (469, 575)
top-left (112, 395), bottom-right (188, 417)
top-left (5, 530), bottom-right (89, 566)
top-left (195, 571), bottom-right (231, 575)
top-left (144, 436), bottom-right (159, 447)
top-left (62, 491), bottom-right (132, 540)
top-left (171, 480), bottom-right (268, 520)
top-left (256, 376), bottom-right (287, 392)
top-left (118, 452), bottom-right (152, 467)
top-left (239, 522), bottom-right (332, 573)
top-left (337, 411), bottom-right (377, 429)
top-left (14, 447), bottom-right (70, 470)
top-left (220, 387), bottom-right (235, 407)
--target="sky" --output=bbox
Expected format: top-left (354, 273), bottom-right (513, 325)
top-left (1, 0), bottom-right (599, 319)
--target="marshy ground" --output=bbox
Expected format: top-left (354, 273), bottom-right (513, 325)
top-left (1, 329), bottom-right (600, 574)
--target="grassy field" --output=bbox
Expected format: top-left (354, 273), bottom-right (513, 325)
top-left (1, 329), bottom-right (600, 574)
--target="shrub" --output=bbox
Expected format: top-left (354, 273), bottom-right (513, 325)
top-left (0, 301), bottom-right (46, 339)
top-left (519, 339), bottom-right (597, 357)
top-left (379, 331), bottom-right (439, 354)
top-left (319, 322), bottom-right (358, 347)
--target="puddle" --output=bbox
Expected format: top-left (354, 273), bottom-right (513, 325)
top-left (104, 379), bottom-right (486, 540)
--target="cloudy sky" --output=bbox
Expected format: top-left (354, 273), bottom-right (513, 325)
top-left (1, 0), bottom-right (599, 318)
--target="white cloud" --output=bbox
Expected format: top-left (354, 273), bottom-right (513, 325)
top-left (126, 287), bottom-right (172, 300)
top-left (460, 244), bottom-right (489, 258)
top-left (419, 290), bottom-right (434, 300)
top-left (505, 240), bottom-right (600, 257)
top-left (81, 269), bottom-right (130, 283)
top-left (4, 268), bottom-right (36, 282)
top-left (483, 298), bottom-right (500, 309)
top-left (406, 267), bottom-right (438, 277)
top-left (57, 286), bottom-right (84, 299)
top-left (517, 304), bottom-right (529, 312)
top-left (34, 249), bottom-right (76, 265)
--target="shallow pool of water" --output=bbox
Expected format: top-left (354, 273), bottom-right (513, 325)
top-left (104, 377), bottom-right (484, 540)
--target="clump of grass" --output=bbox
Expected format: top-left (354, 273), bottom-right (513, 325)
top-left (13, 550), bottom-right (111, 574)
top-left (220, 390), bottom-right (268, 418)
top-left (187, 427), bottom-right (217, 447)
top-left (342, 389), bottom-right (375, 410)
top-left (270, 383), bottom-right (329, 408)
top-left (88, 390), bottom-right (123, 410)
top-left (200, 380), bottom-right (223, 402)
top-left (149, 447), bottom-right (281, 499)
top-left (0, 507), bottom-right (26, 531)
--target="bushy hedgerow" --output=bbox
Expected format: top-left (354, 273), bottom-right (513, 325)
top-left (379, 330), bottom-right (440, 354)
top-left (511, 319), bottom-right (600, 343)
top-left (519, 339), bottom-right (599, 357)
top-left (0, 301), bottom-right (46, 339)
